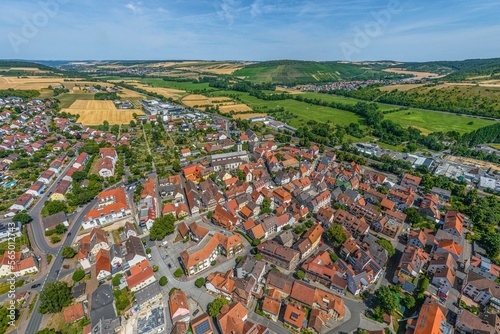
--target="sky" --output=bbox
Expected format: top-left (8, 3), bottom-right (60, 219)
top-left (0, 0), bottom-right (499, 62)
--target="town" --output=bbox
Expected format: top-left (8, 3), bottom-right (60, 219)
top-left (0, 85), bottom-right (498, 334)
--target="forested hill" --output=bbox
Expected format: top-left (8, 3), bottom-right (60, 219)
top-left (232, 60), bottom-right (406, 85)
top-left (0, 60), bottom-right (56, 71)
top-left (402, 58), bottom-right (500, 81)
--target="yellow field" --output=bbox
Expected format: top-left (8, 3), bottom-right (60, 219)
top-left (446, 155), bottom-right (500, 172)
top-left (69, 100), bottom-right (115, 109)
top-left (181, 94), bottom-right (253, 113)
top-left (233, 113), bottom-right (267, 119)
top-left (0, 76), bottom-right (117, 91)
top-left (62, 99), bottom-right (144, 125)
top-left (275, 87), bottom-right (303, 94)
top-left (218, 104), bottom-right (253, 113)
top-left (177, 63), bottom-right (248, 75)
top-left (383, 68), bottom-right (445, 79)
top-left (183, 94), bottom-right (208, 101)
top-left (116, 80), bottom-right (186, 99)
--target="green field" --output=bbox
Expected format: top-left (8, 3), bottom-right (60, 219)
top-left (233, 60), bottom-right (404, 84)
top-left (385, 109), bottom-right (497, 134)
top-left (57, 92), bottom-right (95, 108)
top-left (139, 78), bottom-right (215, 92)
top-left (209, 90), bottom-right (362, 127)
top-left (299, 92), bottom-right (399, 112)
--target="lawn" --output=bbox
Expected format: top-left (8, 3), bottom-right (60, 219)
top-left (210, 90), bottom-right (362, 127)
top-left (385, 108), bottom-right (497, 134)
top-left (57, 92), bottom-right (95, 108)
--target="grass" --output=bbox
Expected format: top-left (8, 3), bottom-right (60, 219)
top-left (46, 311), bottom-right (66, 331)
top-left (0, 280), bottom-right (24, 294)
top-left (209, 90), bottom-right (362, 127)
top-left (0, 231), bottom-right (30, 254)
top-left (138, 78), bottom-right (215, 92)
top-left (57, 92), bottom-right (95, 108)
top-left (385, 108), bottom-right (497, 134)
top-left (300, 92), bottom-right (399, 112)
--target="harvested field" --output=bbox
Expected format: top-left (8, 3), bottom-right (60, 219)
top-left (218, 104), bottom-right (253, 113)
top-left (383, 68), bottom-right (444, 79)
top-left (183, 94), bottom-right (208, 101)
top-left (182, 94), bottom-right (252, 112)
top-left (121, 80), bottom-right (186, 99)
top-left (69, 100), bottom-right (115, 109)
top-left (0, 76), bottom-right (66, 90)
top-left (0, 76), bottom-right (115, 90)
top-left (233, 113), bottom-right (267, 119)
top-left (446, 155), bottom-right (500, 172)
top-left (62, 99), bottom-right (144, 125)
top-left (275, 87), bottom-right (303, 94)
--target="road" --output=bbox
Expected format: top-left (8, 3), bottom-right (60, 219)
top-left (23, 197), bottom-right (97, 334)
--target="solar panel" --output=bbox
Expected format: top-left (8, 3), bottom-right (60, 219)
top-left (194, 319), bottom-right (211, 334)
top-left (290, 312), bottom-right (299, 320)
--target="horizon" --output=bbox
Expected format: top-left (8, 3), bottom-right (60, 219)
top-left (1, 0), bottom-right (499, 62)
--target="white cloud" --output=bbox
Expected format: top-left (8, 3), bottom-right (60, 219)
top-left (125, 2), bottom-right (141, 14)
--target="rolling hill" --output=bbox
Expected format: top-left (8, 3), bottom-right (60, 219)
top-left (232, 60), bottom-right (407, 84)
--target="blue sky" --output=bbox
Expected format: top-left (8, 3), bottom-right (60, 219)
top-left (0, 0), bottom-right (499, 61)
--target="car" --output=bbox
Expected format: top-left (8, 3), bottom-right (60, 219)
top-left (31, 283), bottom-right (41, 289)
top-left (67, 232), bottom-right (71, 236)
top-left (193, 309), bottom-right (200, 316)
top-left (157, 327), bottom-right (164, 333)
top-left (168, 264), bottom-right (172, 269)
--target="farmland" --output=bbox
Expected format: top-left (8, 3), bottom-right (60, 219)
top-left (181, 94), bottom-right (253, 113)
top-left (62, 99), bottom-right (144, 125)
top-left (384, 108), bottom-right (496, 134)
top-left (209, 90), bottom-right (362, 127)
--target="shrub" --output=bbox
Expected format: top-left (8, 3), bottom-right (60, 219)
top-left (210, 260), bottom-right (216, 266)
top-left (112, 274), bottom-right (123, 287)
top-left (296, 270), bottom-right (306, 280)
top-left (174, 268), bottom-right (184, 278)
top-left (159, 276), bottom-right (168, 286)
top-left (146, 248), bottom-right (151, 254)
top-left (50, 236), bottom-right (61, 244)
top-left (47, 254), bottom-right (52, 264)
top-left (195, 277), bottom-right (205, 288)
top-left (153, 265), bottom-right (159, 272)
top-left (72, 269), bottom-right (85, 282)
top-left (255, 254), bottom-right (263, 260)
top-left (62, 246), bottom-right (77, 259)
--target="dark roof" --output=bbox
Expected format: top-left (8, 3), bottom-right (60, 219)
top-left (135, 283), bottom-right (162, 305)
top-left (71, 282), bottom-right (86, 299)
top-left (42, 212), bottom-right (68, 230)
top-left (125, 235), bottom-right (146, 261)
top-left (90, 284), bottom-right (117, 330)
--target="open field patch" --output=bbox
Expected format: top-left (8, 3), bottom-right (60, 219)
top-left (118, 80), bottom-right (187, 99)
top-left (384, 108), bottom-right (497, 134)
top-left (62, 99), bottom-right (144, 125)
top-left (275, 87), bottom-right (303, 94)
top-left (69, 100), bottom-right (116, 109)
top-left (446, 155), bottom-right (500, 172)
top-left (182, 94), bottom-right (252, 112)
top-left (383, 68), bottom-right (444, 79)
top-left (218, 104), bottom-right (253, 113)
top-left (233, 113), bottom-right (267, 119)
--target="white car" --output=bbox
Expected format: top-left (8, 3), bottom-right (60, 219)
top-left (157, 328), bottom-right (164, 333)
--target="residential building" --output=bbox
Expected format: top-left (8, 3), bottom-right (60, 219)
top-left (180, 231), bottom-right (243, 276)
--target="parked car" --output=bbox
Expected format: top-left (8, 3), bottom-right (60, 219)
top-left (31, 283), bottom-right (41, 289)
